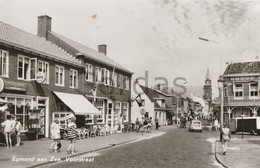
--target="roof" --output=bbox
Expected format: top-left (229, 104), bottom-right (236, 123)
top-left (223, 60), bottom-right (260, 76)
top-left (49, 31), bottom-right (133, 74)
top-left (0, 21), bottom-right (82, 66)
top-left (139, 85), bottom-right (160, 102)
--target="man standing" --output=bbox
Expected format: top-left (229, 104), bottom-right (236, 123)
top-left (155, 117), bottom-right (159, 130)
top-left (1, 115), bottom-right (15, 148)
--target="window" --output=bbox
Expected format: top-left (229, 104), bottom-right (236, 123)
top-left (114, 101), bottom-right (121, 123)
top-left (122, 102), bottom-right (128, 122)
top-left (85, 64), bottom-right (93, 82)
top-left (53, 112), bottom-right (71, 128)
top-left (96, 99), bottom-right (105, 123)
top-left (7, 97), bottom-right (32, 131)
top-left (105, 69), bottom-right (110, 85)
top-left (100, 68), bottom-right (110, 85)
top-left (234, 83), bottom-right (243, 99)
top-left (250, 83), bottom-right (258, 98)
top-left (85, 114), bottom-right (93, 124)
top-left (118, 74), bottom-right (123, 89)
top-left (0, 49), bottom-right (9, 77)
top-left (111, 73), bottom-right (117, 87)
top-left (17, 55), bottom-right (37, 80)
top-left (69, 69), bottom-right (78, 88)
top-left (38, 61), bottom-right (49, 84)
top-left (124, 76), bottom-right (129, 90)
top-left (55, 65), bottom-right (65, 86)
top-left (95, 67), bottom-right (101, 83)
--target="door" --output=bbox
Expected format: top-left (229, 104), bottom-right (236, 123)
top-left (37, 97), bottom-right (49, 138)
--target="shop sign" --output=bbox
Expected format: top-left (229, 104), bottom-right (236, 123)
top-left (0, 77), bottom-right (4, 92)
top-left (36, 72), bottom-right (45, 83)
top-left (4, 80), bottom-right (26, 91)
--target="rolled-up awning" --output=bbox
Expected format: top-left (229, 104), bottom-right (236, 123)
top-left (53, 91), bottom-right (101, 115)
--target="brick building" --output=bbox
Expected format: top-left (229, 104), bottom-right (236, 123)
top-left (0, 15), bottom-right (132, 139)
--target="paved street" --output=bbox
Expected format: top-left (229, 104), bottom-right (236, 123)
top-left (43, 126), bottom-right (222, 168)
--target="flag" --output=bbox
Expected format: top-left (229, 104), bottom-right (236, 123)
top-left (135, 94), bottom-right (142, 107)
top-left (88, 82), bottom-right (99, 101)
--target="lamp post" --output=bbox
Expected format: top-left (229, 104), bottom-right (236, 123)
top-left (199, 37), bottom-right (224, 141)
top-left (218, 76), bottom-right (225, 141)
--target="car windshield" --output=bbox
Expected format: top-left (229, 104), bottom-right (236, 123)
top-left (193, 122), bottom-right (200, 124)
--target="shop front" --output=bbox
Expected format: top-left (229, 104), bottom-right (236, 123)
top-left (0, 78), bottom-right (49, 141)
top-left (52, 91), bottom-right (101, 129)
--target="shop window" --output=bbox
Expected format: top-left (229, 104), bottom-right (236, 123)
top-left (96, 99), bottom-right (105, 123)
top-left (118, 74), bottom-right (123, 89)
top-left (122, 102), bottom-right (129, 122)
top-left (7, 97), bottom-right (32, 131)
top-left (250, 83), bottom-right (258, 99)
top-left (55, 65), bottom-right (65, 86)
top-left (0, 49), bottom-right (9, 77)
top-left (85, 114), bottom-right (93, 124)
top-left (69, 69), bottom-right (78, 88)
top-left (114, 101), bottom-right (121, 121)
top-left (111, 73), bottom-right (117, 87)
top-left (38, 60), bottom-right (49, 84)
top-left (85, 64), bottom-right (93, 82)
top-left (53, 112), bottom-right (71, 128)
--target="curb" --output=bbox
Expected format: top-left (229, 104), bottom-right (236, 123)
top-left (214, 141), bottom-right (228, 168)
top-left (27, 137), bottom-right (140, 168)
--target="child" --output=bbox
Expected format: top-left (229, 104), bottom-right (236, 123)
top-left (49, 119), bottom-right (61, 152)
top-left (67, 117), bottom-right (78, 154)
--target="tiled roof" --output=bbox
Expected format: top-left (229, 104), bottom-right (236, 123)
top-left (139, 85), bottom-right (159, 102)
top-left (223, 61), bottom-right (260, 76)
top-left (0, 22), bottom-right (81, 66)
top-left (49, 32), bottom-right (133, 74)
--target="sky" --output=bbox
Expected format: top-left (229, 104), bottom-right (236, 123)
top-left (1, 0), bottom-right (260, 98)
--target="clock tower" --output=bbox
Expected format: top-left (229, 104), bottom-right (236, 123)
top-left (203, 68), bottom-right (212, 106)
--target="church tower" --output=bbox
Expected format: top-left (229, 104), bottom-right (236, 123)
top-left (203, 68), bottom-right (212, 106)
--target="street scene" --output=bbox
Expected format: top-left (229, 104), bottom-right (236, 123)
top-left (1, 0), bottom-right (260, 168)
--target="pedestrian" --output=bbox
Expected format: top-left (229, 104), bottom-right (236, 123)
top-left (67, 117), bottom-right (78, 154)
top-left (221, 123), bottom-right (231, 155)
top-left (49, 118), bottom-right (61, 153)
top-left (214, 119), bottom-right (219, 131)
top-left (135, 118), bottom-right (140, 131)
top-left (15, 118), bottom-right (22, 146)
top-left (1, 115), bottom-right (15, 148)
top-left (155, 117), bottom-right (159, 130)
top-left (137, 117), bottom-right (144, 132)
top-left (147, 117), bottom-right (153, 133)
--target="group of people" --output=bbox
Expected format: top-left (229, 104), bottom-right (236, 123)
top-left (49, 117), bottom-right (78, 154)
top-left (135, 116), bottom-right (159, 133)
top-left (1, 115), bottom-right (22, 148)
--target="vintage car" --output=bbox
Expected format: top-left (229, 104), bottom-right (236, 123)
top-left (189, 120), bottom-right (202, 132)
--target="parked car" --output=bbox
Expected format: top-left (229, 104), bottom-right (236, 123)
top-left (189, 120), bottom-right (202, 132)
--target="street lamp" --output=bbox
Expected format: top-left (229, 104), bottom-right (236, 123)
top-left (218, 75), bottom-right (225, 141)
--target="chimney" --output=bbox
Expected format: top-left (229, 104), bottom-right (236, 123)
top-left (37, 15), bottom-right (52, 39)
top-left (98, 44), bottom-right (107, 55)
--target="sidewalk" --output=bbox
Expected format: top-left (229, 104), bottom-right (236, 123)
top-left (215, 136), bottom-right (260, 168)
top-left (0, 127), bottom-right (168, 168)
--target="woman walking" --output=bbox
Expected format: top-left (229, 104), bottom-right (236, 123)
top-left (15, 119), bottom-right (22, 146)
top-left (67, 117), bottom-right (78, 154)
top-left (221, 123), bottom-right (231, 155)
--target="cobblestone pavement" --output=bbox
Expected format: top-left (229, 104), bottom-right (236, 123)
top-left (43, 126), bottom-right (222, 168)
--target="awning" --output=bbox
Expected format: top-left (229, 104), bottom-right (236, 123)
top-left (53, 91), bottom-right (101, 115)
